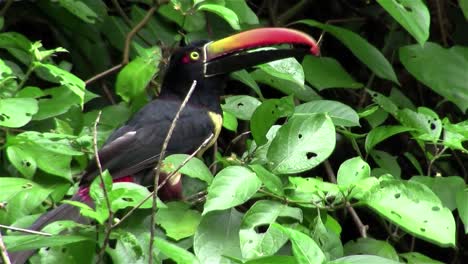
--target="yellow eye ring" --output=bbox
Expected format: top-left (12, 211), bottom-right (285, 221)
top-left (190, 51), bottom-right (200, 61)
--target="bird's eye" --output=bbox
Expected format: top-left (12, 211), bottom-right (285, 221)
top-left (190, 51), bottom-right (200, 61)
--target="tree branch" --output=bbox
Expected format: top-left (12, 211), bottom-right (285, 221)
top-left (92, 111), bottom-right (114, 264)
top-left (148, 80), bottom-right (197, 263)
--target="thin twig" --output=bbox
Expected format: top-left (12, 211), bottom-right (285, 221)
top-left (102, 83), bottom-right (116, 105)
top-left (224, 131), bottom-right (251, 155)
top-left (324, 160), bottom-right (368, 238)
top-left (0, 0), bottom-right (14, 16)
top-left (277, 0), bottom-right (311, 26)
top-left (93, 111), bottom-right (114, 264)
top-left (0, 231), bottom-right (11, 264)
top-left (110, 0), bottom-right (132, 26)
top-left (427, 146), bottom-right (448, 176)
top-left (123, 6), bottom-right (157, 64)
top-left (435, 0), bottom-right (448, 46)
top-left (149, 80), bottom-right (197, 263)
top-left (111, 132), bottom-right (213, 230)
top-left (0, 224), bottom-right (52, 236)
top-left (85, 64), bottom-right (122, 85)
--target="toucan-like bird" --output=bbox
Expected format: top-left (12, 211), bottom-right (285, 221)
top-left (8, 28), bottom-right (319, 263)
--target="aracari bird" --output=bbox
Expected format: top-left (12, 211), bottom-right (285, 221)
top-left (9, 28), bottom-right (319, 263)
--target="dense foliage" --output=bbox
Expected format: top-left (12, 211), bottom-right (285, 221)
top-left (0, 0), bottom-right (467, 263)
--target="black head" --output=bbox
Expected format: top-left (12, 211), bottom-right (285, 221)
top-left (160, 28), bottom-right (320, 111)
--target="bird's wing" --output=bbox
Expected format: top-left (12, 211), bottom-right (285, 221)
top-left (79, 99), bottom-right (215, 186)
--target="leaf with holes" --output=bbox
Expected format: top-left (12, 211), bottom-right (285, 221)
top-left (376, 0), bottom-right (430, 45)
top-left (397, 107), bottom-right (442, 143)
top-left (267, 114), bottom-right (336, 174)
top-left (109, 182), bottom-right (159, 211)
top-left (337, 157), bottom-right (370, 188)
top-left (299, 20), bottom-right (399, 84)
top-left (34, 62), bottom-right (85, 107)
top-left (365, 125), bottom-right (414, 153)
top-left (203, 166), bottom-right (261, 215)
top-left (272, 223), bottom-right (326, 264)
top-left (251, 96), bottom-right (295, 146)
top-left (303, 56), bottom-right (363, 90)
top-left (251, 57), bottom-right (319, 101)
top-left (0, 98), bottom-right (38, 128)
top-left (362, 179), bottom-right (456, 247)
top-left (400, 43), bottom-right (468, 112)
top-left (0, 177), bottom-right (54, 224)
top-left (156, 202), bottom-right (202, 241)
top-left (222, 95), bottom-right (261, 121)
top-left (400, 252), bottom-right (445, 264)
top-left (6, 146), bottom-right (37, 179)
top-left (240, 200), bottom-right (302, 259)
top-left (411, 176), bottom-right (465, 211)
top-left (295, 100), bottom-right (360, 127)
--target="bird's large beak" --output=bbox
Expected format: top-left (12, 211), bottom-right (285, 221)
top-left (203, 28), bottom-right (320, 77)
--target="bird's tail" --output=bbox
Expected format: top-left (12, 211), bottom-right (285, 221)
top-left (8, 193), bottom-right (91, 264)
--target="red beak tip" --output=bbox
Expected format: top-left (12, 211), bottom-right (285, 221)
top-left (311, 45), bottom-right (320, 56)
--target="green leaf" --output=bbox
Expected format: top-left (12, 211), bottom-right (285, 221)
top-left (295, 100), bottom-right (360, 127)
top-left (249, 164), bottom-right (284, 196)
top-left (4, 234), bottom-right (91, 252)
top-left (222, 95), bottom-right (261, 121)
top-left (0, 98), bottom-right (38, 127)
top-left (13, 131), bottom-right (83, 156)
top-left (107, 230), bottom-right (146, 263)
top-left (116, 47), bottom-right (161, 102)
top-left (303, 56), bottom-right (363, 90)
top-left (109, 182), bottom-right (155, 211)
top-left (225, 0), bottom-right (258, 25)
top-left (230, 70), bottom-right (263, 98)
top-left (6, 146), bottom-right (37, 179)
top-left (244, 256), bottom-right (298, 264)
top-left (403, 152), bottom-right (424, 175)
top-left (286, 177), bottom-right (341, 206)
top-left (400, 43), bottom-right (468, 112)
top-left (194, 209), bottom-right (243, 263)
top-left (163, 154), bottom-right (213, 184)
top-left (456, 189), bottom-right (468, 233)
top-left (329, 255), bottom-right (401, 264)
top-left (299, 19), bottom-right (399, 84)
top-left (461, 0), bottom-right (468, 20)
top-left (267, 114), bottom-right (336, 174)
top-left (251, 96), bottom-right (295, 146)
top-left (397, 107), bottom-right (442, 142)
top-left (240, 200), bottom-right (302, 259)
top-left (337, 157), bottom-right (370, 188)
top-left (399, 252), bottom-right (445, 264)
top-left (33, 86), bottom-right (81, 120)
top-left (34, 62), bottom-right (85, 107)
top-left (223, 110), bottom-right (238, 132)
top-left (311, 215), bottom-right (343, 260)
top-left (443, 119), bottom-right (468, 152)
top-left (252, 57), bottom-right (318, 101)
top-left (272, 223), bottom-right (326, 264)
top-left (362, 179), bottom-right (456, 247)
top-left (365, 125), bottom-right (413, 153)
top-left (370, 150), bottom-right (401, 179)
top-left (57, 0), bottom-right (98, 23)
top-left (198, 4), bottom-right (240, 30)
top-left (153, 236), bottom-right (200, 264)
top-left (344, 238), bottom-right (399, 261)
top-left (411, 176), bottom-right (465, 211)
top-left (203, 166), bottom-right (261, 215)
top-left (376, 0), bottom-right (430, 45)
top-left (156, 202), bottom-right (201, 241)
